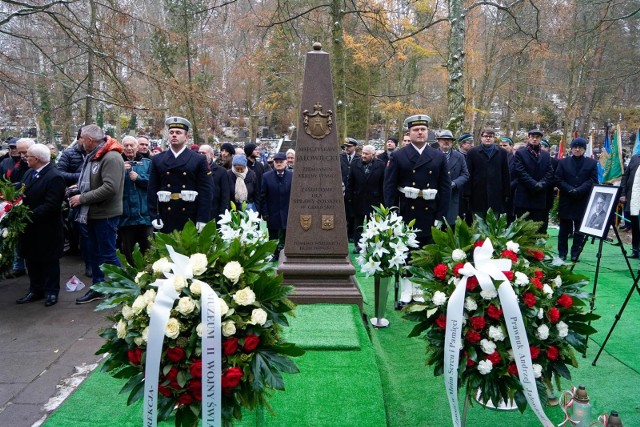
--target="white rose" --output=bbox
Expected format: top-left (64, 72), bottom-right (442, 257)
top-left (532, 364), bottom-right (543, 378)
top-left (141, 327), bottom-right (149, 343)
top-left (132, 295), bottom-right (147, 314)
top-left (536, 324), bottom-right (550, 340)
top-left (480, 288), bottom-right (498, 300)
top-left (190, 280), bottom-right (204, 296)
top-left (477, 360), bottom-right (493, 375)
top-left (134, 336), bottom-right (144, 346)
top-left (488, 325), bottom-right (506, 341)
top-left (219, 298), bottom-right (229, 316)
top-left (176, 297), bottom-right (196, 315)
top-left (233, 287), bottom-right (256, 306)
top-left (506, 240), bottom-right (520, 253)
top-left (432, 291), bottom-right (447, 306)
top-left (451, 249), bottom-right (467, 262)
top-left (553, 275), bottom-right (562, 287)
top-left (165, 318), bottom-right (181, 339)
top-left (173, 275), bottom-right (188, 293)
top-left (152, 257), bottom-right (172, 274)
top-left (115, 320), bottom-right (127, 339)
top-left (1, 228), bottom-right (8, 238)
top-left (480, 339), bottom-right (496, 354)
top-left (196, 323), bottom-right (203, 337)
top-left (556, 321), bottom-right (569, 338)
top-left (514, 272), bottom-right (529, 286)
top-left (222, 320), bottom-right (236, 337)
top-left (223, 261), bottom-right (244, 284)
top-left (251, 308), bottom-right (268, 326)
top-left (143, 289), bottom-right (156, 304)
top-left (537, 308), bottom-right (544, 319)
top-left (134, 272), bottom-right (144, 284)
top-left (146, 302), bottom-right (154, 316)
top-left (121, 305), bottom-right (134, 320)
top-left (464, 297), bottom-right (478, 311)
top-left (190, 253), bottom-right (208, 275)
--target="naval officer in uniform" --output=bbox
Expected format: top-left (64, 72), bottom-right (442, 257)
top-left (148, 116), bottom-right (213, 233)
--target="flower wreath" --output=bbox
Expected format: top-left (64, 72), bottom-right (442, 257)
top-left (0, 179), bottom-right (30, 275)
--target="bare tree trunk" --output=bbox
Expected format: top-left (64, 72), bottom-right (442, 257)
top-left (84, 0), bottom-right (96, 125)
top-left (331, 0), bottom-right (347, 144)
top-left (446, 0), bottom-right (465, 135)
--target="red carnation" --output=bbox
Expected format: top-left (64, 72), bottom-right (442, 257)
top-left (453, 263), bottom-right (464, 277)
top-left (557, 294), bottom-right (574, 308)
top-left (469, 316), bottom-right (486, 330)
top-left (530, 346), bottom-right (540, 359)
top-left (523, 292), bottom-right (537, 308)
top-left (127, 347), bottom-right (143, 366)
top-left (435, 314), bottom-right (447, 329)
top-left (501, 250), bottom-right (518, 263)
top-left (165, 366), bottom-right (179, 382)
top-left (546, 346), bottom-right (559, 361)
top-left (487, 304), bottom-right (503, 319)
top-left (465, 329), bottom-right (481, 343)
top-left (547, 307), bottom-right (560, 323)
top-left (221, 367), bottom-right (243, 391)
top-left (530, 277), bottom-right (543, 290)
top-left (502, 271), bottom-right (514, 281)
top-left (466, 276), bottom-right (479, 291)
top-left (534, 270), bottom-right (544, 279)
top-left (4, 203), bottom-right (12, 213)
top-left (165, 347), bottom-right (186, 363)
top-left (189, 380), bottom-right (202, 401)
top-left (528, 249), bottom-right (544, 261)
top-left (243, 334), bottom-right (260, 352)
top-left (158, 385), bottom-right (172, 397)
top-left (178, 394), bottom-right (194, 405)
top-left (508, 363), bottom-right (519, 376)
top-left (474, 240), bottom-right (485, 248)
top-left (487, 351), bottom-right (502, 365)
top-left (189, 360), bottom-right (202, 378)
top-left (433, 264), bottom-right (448, 280)
top-left (223, 337), bottom-right (239, 355)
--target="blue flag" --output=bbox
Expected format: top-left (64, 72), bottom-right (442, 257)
top-left (597, 130), bottom-right (610, 183)
top-left (633, 128), bottom-right (640, 156)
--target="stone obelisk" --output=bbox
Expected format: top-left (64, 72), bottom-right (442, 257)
top-left (278, 43), bottom-right (363, 309)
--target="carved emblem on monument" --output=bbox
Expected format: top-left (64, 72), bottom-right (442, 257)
top-left (321, 215), bottom-right (335, 230)
top-left (300, 215), bottom-right (312, 231)
top-left (303, 102), bottom-right (333, 139)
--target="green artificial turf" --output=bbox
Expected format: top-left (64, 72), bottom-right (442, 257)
top-left (281, 303), bottom-right (361, 350)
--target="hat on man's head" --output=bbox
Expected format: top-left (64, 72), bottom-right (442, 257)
top-left (273, 152), bottom-right (286, 161)
top-left (220, 142), bottom-right (235, 155)
top-left (232, 154), bottom-right (247, 167)
top-left (152, 146), bottom-right (163, 153)
top-left (403, 114), bottom-right (431, 130)
top-left (386, 136), bottom-right (398, 147)
top-left (458, 133), bottom-right (473, 144)
top-left (345, 138), bottom-right (358, 147)
top-left (165, 116), bottom-right (191, 132)
top-left (7, 137), bottom-right (18, 147)
top-left (244, 143), bottom-right (257, 157)
top-left (190, 144), bottom-right (200, 151)
top-left (540, 139), bottom-right (550, 148)
top-left (528, 129), bottom-right (544, 136)
top-left (502, 137), bottom-right (514, 146)
top-left (570, 137), bottom-right (587, 149)
top-left (436, 130), bottom-right (455, 140)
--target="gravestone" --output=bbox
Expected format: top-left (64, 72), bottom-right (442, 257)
top-left (278, 43), bottom-right (363, 309)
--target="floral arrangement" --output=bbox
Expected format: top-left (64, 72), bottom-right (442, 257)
top-left (403, 212), bottom-right (598, 423)
top-left (95, 207), bottom-right (303, 427)
top-left (356, 204), bottom-right (419, 277)
top-left (0, 178), bottom-right (30, 275)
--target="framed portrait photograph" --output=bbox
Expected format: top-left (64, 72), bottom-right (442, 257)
top-left (579, 185), bottom-right (620, 238)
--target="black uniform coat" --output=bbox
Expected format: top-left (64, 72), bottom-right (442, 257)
top-left (383, 144), bottom-right (451, 239)
top-left (555, 155), bottom-right (598, 221)
top-left (260, 169), bottom-right (292, 230)
top-left (209, 161), bottom-right (230, 221)
top-left (620, 155), bottom-right (640, 202)
top-left (512, 147), bottom-right (555, 210)
top-left (465, 144), bottom-right (510, 214)
top-left (346, 157), bottom-right (386, 216)
top-left (443, 150), bottom-right (470, 224)
top-left (17, 164), bottom-right (66, 260)
top-left (148, 148), bottom-right (213, 233)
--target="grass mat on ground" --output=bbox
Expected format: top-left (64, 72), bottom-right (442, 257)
top-left (280, 303), bottom-right (360, 350)
top-left (44, 304), bottom-right (385, 427)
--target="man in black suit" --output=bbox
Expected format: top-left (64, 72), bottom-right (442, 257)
top-left (465, 127), bottom-right (511, 217)
top-left (148, 117), bottom-right (213, 233)
top-left (341, 138), bottom-right (360, 241)
top-left (260, 152), bottom-right (292, 261)
top-left (198, 144), bottom-right (230, 221)
top-left (512, 129), bottom-right (555, 233)
top-left (436, 130), bottom-right (469, 226)
top-left (16, 144), bottom-right (66, 307)
top-left (347, 144), bottom-right (386, 252)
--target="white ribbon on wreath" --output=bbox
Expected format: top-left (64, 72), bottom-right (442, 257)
top-left (444, 239), bottom-right (553, 427)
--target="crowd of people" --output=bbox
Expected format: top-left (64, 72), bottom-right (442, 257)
top-left (3, 112), bottom-right (613, 309)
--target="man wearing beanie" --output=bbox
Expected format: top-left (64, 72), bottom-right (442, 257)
top-left (148, 116), bottom-right (213, 233)
top-left (555, 137), bottom-right (598, 261)
top-left (216, 142), bottom-right (235, 170)
top-left (377, 136), bottom-right (398, 164)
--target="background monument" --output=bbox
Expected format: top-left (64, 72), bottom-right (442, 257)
top-left (278, 43), bottom-right (363, 309)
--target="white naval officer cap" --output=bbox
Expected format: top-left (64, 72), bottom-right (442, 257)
top-left (165, 116), bottom-right (192, 132)
top-left (403, 114), bottom-right (431, 131)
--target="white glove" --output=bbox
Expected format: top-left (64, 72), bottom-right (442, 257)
top-left (152, 219), bottom-right (164, 230)
top-left (434, 219), bottom-right (443, 229)
top-left (196, 222), bottom-right (206, 232)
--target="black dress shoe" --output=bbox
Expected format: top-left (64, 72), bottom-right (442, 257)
top-left (5, 269), bottom-right (26, 279)
top-left (45, 295), bottom-right (58, 307)
top-left (16, 292), bottom-right (44, 304)
top-left (629, 252), bottom-right (639, 259)
top-left (75, 289), bottom-right (105, 304)
top-left (85, 266), bottom-right (93, 277)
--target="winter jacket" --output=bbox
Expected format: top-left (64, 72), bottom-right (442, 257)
top-left (79, 137), bottom-right (125, 219)
top-left (56, 143), bottom-right (86, 185)
top-left (120, 153), bottom-right (151, 227)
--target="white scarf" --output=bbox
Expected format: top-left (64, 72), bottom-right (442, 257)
top-left (232, 169), bottom-right (248, 202)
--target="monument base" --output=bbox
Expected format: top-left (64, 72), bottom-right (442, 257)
top-left (278, 253), bottom-right (363, 310)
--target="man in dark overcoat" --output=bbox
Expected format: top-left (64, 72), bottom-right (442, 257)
top-left (555, 137), bottom-right (598, 261)
top-left (465, 127), bottom-right (510, 217)
top-left (148, 117), bottom-right (213, 233)
top-left (512, 129), bottom-right (555, 233)
top-left (341, 138), bottom-right (360, 240)
top-left (620, 149), bottom-right (640, 258)
top-left (260, 152), bottom-right (292, 261)
top-left (347, 144), bottom-right (386, 252)
top-left (16, 144), bottom-right (66, 307)
top-left (436, 130), bottom-right (469, 226)
top-left (198, 145), bottom-right (230, 221)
